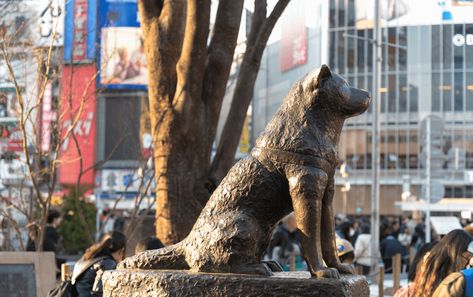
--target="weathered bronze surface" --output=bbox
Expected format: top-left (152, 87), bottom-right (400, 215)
top-left (103, 270), bottom-right (370, 297)
top-left (119, 65), bottom-right (371, 278)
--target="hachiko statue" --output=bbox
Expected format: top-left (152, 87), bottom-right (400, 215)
top-left (119, 65), bottom-right (370, 278)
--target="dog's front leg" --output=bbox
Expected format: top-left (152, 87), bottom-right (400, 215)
top-left (321, 180), bottom-right (355, 275)
top-left (287, 166), bottom-right (339, 278)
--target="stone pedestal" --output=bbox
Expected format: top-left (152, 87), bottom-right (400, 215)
top-left (103, 270), bottom-right (369, 297)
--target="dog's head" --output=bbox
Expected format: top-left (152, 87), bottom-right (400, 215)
top-left (301, 64), bottom-right (371, 118)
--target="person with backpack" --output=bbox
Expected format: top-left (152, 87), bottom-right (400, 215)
top-left (73, 231), bottom-right (126, 297)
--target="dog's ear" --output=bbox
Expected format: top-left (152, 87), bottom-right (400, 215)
top-left (303, 65), bottom-right (332, 93)
top-left (315, 64), bottom-right (332, 88)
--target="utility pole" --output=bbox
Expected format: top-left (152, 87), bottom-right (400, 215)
top-left (370, 0), bottom-right (382, 274)
top-left (425, 117), bottom-right (431, 243)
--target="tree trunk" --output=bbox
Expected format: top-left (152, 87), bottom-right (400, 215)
top-left (138, 0), bottom-right (243, 244)
top-left (210, 0), bottom-right (291, 182)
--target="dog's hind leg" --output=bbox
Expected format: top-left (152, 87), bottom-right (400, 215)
top-left (117, 243), bottom-right (189, 270)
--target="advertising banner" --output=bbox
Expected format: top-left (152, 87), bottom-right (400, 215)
top-left (355, 0), bottom-right (473, 29)
top-left (98, 0), bottom-right (147, 89)
top-left (41, 82), bottom-right (57, 152)
top-left (280, 3), bottom-right (307, 72)
top-left (58, 65), bottom-right (97, 186)
top-left (63, 0), bottom-right (98, 63)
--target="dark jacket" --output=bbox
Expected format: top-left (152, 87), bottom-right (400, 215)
top-left (73, 255), bottom-right (117, 297)
top-left (43, 226), bottom-right (60, 252)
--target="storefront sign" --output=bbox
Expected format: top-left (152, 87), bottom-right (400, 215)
top-left (58, 65), bottom-right (97, 185)
top-left (37, 0), bottom-right (65, 47)
top-left (98, 0), bottom-right (147, 89)
top-left (99, 169), bottom-right (155, 194)
top-left (452, 34), bottom-right (473, 46)
top-left (41, 83), bottom-right (57, 152)
top-left (64, 0), bottom-right (97, 63)
top-left (280, 3), bottom-right (307, 72)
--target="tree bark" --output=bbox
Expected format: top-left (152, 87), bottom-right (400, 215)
top-left (138, 0), bottom-right (244, 244)
top-left (210, 0), bottom-right (291, 182)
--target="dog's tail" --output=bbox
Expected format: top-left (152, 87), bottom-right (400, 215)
top-left (117, 242), bottom-right (189, 270)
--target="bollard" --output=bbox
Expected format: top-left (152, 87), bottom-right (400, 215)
top-left (289, 254), bottom-right (296, 271)
top-left (409, 246), bottom-right (415, 264)
top-left (61, 263), bottom-right (75, 281)
top-left (392, 253), bottom-right (401, 293)
top-left (378, 265), bottom-right (385, 297)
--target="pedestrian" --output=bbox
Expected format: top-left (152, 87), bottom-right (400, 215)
top-left (354, 223), bottom-right (372, 275)
top-left (44, 209), bottom-right (62, 253)
top-left (339, 220), bottom-right (355, 243)
top-left (267, 213), bottom-right (303, 269)
top-left (410, 229), bottom-right (473, 297)
top-left (135, 236), bottom-right (164, 254)
top-left (380, 226), bottom-right (403, 273)
top-left (398, 225), bottom-right (412, 272)
top-left (72, 231), bottom-right (127, 297)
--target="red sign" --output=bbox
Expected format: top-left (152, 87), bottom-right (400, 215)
top-left (6, 126), bottom-right (23, 152)
top-left (59, 65), bottom-right (96, 186)
top-left (280, 4), bottom-right (307, 72)
top-left (72, 0), bottom-right (88, 62)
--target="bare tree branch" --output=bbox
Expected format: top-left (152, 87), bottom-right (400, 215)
top-left (210, 0), bottom-right (291, 181)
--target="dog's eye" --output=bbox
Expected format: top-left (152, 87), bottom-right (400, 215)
top-left (340, 85), bottom-right (350, 99)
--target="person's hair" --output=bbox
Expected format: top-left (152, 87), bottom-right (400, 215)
top-left (135, 236), bottom-right (164, 254)
top-left (47, 210), bottom-right (60, 224)
top-left (361, 223), bottom-right (370, 234)
top-left (83, 231), bottom-right (127, 261)
top-left (408, 242), bottom-right (437, 282)
top-left (413, 229), bottom-right (472, 297)
top-left (339, 251), bottom-right (355, 263)
top-left (339, 221), bottom-right (353, 239)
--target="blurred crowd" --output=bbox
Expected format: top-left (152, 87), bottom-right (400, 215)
top-left (43, 209), bottom-right (473, 297)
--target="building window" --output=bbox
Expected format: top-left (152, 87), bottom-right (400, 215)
top-left (432, 25), bottom-right (441, 71)
top-left (442, 71), bottom-right (453, 112)
top-left (466, 71), bottom-right (473, 111)
top-left (104, 95), bottom-right (142, 161)
top-left (432, 73), bottom-right (441, 111)
top-left (454, 71), bottom-right (464, 112)
top-left (454, 24), bottom-right (464, 70)
top-left (466, 25), bottom-right (473, 69)
top-left (442, 25), bottom-right (453, 71)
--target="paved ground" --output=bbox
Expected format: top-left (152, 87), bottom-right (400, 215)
top-left (368, 273), bottom-right (409, 297)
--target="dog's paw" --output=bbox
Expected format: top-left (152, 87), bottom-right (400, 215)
top-left (335, 263), bottom-right (355, 275)
top-left (312, 267), bottom-right (340, 279)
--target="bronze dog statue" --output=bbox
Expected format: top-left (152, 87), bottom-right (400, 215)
top-left (119, 65), bottom-right (370, 278)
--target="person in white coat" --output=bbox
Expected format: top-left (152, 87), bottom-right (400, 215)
top-left (354, 223), bottom-right (372, 275)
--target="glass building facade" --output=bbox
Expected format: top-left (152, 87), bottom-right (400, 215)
top-left (252, 0), bottom-right (473, 214)
top-left (329, 0), bottom-right (473, 214)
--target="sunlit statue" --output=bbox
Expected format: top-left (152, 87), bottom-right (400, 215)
top-left (119, 65), bottom-right (371, 278)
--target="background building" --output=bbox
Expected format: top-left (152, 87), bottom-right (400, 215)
top-left (252, 0), bottom-right (473, 216)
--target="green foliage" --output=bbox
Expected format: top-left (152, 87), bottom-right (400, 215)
top-left (58, 192), bottom-right (96, 254)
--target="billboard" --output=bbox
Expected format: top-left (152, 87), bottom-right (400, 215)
top-left (98, 0), bottom-right (147, 89)
top-left (58, 65), bottom-right (97, 186)
top-left (280, 3), bottom-right (307, 72)
top-left (355, 0), bottom-right (473, 29)
top-left (63, 0), bottom-right (98, 63)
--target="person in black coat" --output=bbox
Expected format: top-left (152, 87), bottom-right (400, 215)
top-left (380, 227), bottom-right (403, 273)
top-left (72, 231), bottom-right (127, 297)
